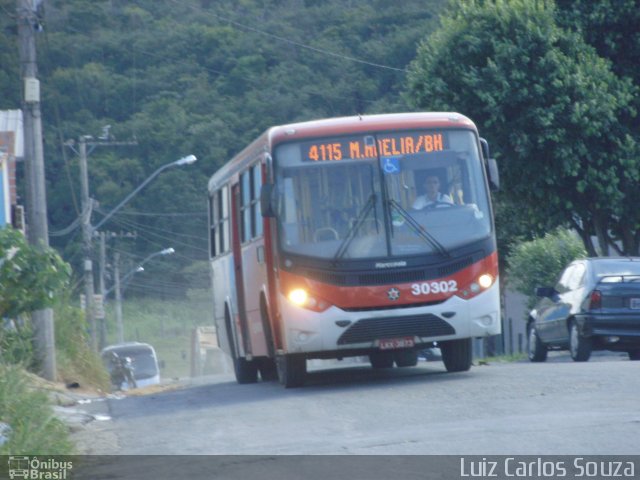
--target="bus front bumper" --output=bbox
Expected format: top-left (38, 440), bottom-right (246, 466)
top-left (278, 281), bottom-right (500, 356)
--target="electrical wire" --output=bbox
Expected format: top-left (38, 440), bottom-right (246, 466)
top-left (102, 215), bottom-right (208, 260)
top-left (95, 208), bottom-right (207, 242)
top-left (167, 0), bottom-right (409, 73)
top-left (109, 210), bottom-right (207, 217)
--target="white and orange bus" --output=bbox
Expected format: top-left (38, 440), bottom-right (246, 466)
top-left (207, 112), bottom-right (500, 387)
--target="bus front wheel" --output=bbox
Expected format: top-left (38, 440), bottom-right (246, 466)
top-left (440, 338), bottom-right (472, 372)
top-left (277, 354), bottom-right (306, 388)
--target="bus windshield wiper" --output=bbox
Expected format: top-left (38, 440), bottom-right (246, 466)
top-left (387, 199), bottom-right (450, 258)
top-left (333, 194), bottom-right (376, 264)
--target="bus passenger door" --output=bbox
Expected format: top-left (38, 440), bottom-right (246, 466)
top-left (231, 183), bottom-right (252, 358)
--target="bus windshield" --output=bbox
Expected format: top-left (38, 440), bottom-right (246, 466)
top-left (273, 129), bottom-right (491, 261)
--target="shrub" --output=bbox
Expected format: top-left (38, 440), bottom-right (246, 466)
top-left (506, 228), bottom-right (587, 309)
top-left (54, 295), bottom-right (110, 391)
top-left (0, 365), bottom-right (73, 454)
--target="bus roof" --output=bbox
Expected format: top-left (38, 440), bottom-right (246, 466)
top-left (208, 112), bottom-right (476, 192)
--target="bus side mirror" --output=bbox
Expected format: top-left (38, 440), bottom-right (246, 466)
top-left (260, 183), bottom-right (278, 217)
top-left (480, 138), bottom-right (500, 191)
top-left (488, 158), bottom-right (500, 191)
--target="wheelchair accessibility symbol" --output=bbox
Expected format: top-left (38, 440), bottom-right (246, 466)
top-left (381, 157), bottom-right (400, 174)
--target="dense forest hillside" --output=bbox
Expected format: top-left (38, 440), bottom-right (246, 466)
top-left (0, 0), bottom-right (444, 297)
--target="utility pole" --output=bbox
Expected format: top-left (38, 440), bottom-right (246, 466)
top-left (68, 133), bottom-right (137, 352)
top-left (17, 0), bottom-right (55, 380)
top-left (79, 136), bottom-right (97, 351)
top-left (114, 252), bottom-right (124, 343)
top-left (98, 231), bottom-right (107, 350)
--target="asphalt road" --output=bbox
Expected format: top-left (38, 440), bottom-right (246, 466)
top-left (72, 351), bottom-right (639, 456)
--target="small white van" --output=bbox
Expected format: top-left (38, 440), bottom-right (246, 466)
top-left (101, 342), bottom-right (161, 388)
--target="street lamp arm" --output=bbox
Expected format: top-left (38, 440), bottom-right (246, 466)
top-left (104, 247), bottom-right (174, 297)
top-left (92, 155), bottom-right (196, 232)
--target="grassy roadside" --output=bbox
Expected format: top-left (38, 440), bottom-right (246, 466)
top-left (0, 295), bottom-right (211, 455)
top-left (477, 352), bottom-right (528, 364)
top-left (0, 295), bottom-right (109, 455)
top-left (0, 365), bottom-right (74, 455)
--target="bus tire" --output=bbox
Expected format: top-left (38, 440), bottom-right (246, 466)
top-left (277, 354), bottom-right (306, 388)
top-left (226, 311), bottom-right (258, 384)
top-left (394, 349), bottom-right (418, 367)
top-left (441, 338), bottom-right (472, 373)
top-left (369, 351), bottom-right (394, 369)
top-left (258, 357), bottom-right (278, 381)
top-left (234, 356), bottom-right (258, 384)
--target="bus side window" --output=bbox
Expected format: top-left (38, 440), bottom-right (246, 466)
top-left (221, 186), bottom-right (229, 253)
top-left (252, 164), bottom-right (263, 237)
top-left (241, 171), bottom-right (251, 243)
top-left (209, 194), bottom-right (217, 257)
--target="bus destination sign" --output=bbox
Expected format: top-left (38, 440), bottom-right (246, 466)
top-left (304, 133), bottom-right (444, 162)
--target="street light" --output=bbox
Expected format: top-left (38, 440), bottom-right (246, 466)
top-left (110, 247), bottom-right (175, 344)
top-left (92, 156), bottom-right (197, 232)
top-left (82, 152), bottom-right (196, 351)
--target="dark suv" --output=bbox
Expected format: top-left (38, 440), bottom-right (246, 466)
top-left (527, 257), bottom-right (640, 362)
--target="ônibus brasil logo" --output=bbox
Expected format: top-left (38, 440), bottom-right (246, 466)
top-left (8, 456), bottom-right (73, 479)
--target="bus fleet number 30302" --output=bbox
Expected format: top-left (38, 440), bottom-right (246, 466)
top-left (410, 280), bottom-right (458, 296)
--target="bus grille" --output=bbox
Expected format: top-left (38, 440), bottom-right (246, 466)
top-left (337, 314), bottom-right (455, 345)
top-left (301, 256), bottom-right (475, 287)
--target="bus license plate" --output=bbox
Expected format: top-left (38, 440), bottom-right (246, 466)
top-left (630, 298), bottom-right (640, 309)
top-left (379, 337), bottom-right (415, 350)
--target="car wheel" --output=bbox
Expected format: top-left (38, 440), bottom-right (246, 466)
top-left (527, 322), bottom-right (547, 362)
top-left (569, 321), bottom-right (592, 362)
top-left (440, 338), bottom-right (472, 372)
top-left (394, 349), bottom-right (418, 367)
top-left (369, 351), bottom-right (394, 369)
top-left (627, 350), bottom-right (640, 361)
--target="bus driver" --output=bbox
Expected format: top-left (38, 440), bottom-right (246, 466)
top-left (412, 174), bottom-right (453, 209)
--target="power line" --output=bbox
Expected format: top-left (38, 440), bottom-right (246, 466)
top-left (169, 0), bottom-right (409, 73)
top-left (47, 16), bottom-right (388, 107)
top-left (109, 210), bottom-right (206, 217)
top-left (103, 215), bottom-right (208, 259)
top-left (95, 208), bottom-right (206, 242)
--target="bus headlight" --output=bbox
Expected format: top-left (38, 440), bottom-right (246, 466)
top-left (287, 288), bottom-right (331, 312)
top-left (478, 274), bottom-right (494, 289)
top-left (288, 288), bottom-right (308, 306)
top-left (457, 273), bottom-right (495, 299)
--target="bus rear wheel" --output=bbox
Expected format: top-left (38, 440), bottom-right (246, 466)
top-left (258, 357), bottom-right (278, 381)
top-left (277, 354), bottom-right (306, 388)
top-left (226, 312), bottom-right (258, 384)
top-left (440, 338), bottom-right (472, 372)
top-left (233, 356), bottom-right (258, 384)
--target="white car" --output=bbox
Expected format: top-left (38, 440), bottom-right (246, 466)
top-left (101, 342), bottom-right (161, 388)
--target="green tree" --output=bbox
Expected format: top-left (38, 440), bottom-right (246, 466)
top-left (506, 228), bottom-right (586, 309)
top-left (405, 0), bottom-right (638, 257)
top-left (555, 0), bottom-right (640, 256)
top-left (0, 228), bottom-right (70, 319)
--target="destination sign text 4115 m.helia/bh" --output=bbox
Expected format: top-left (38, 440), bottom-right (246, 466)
top-left (305, 133), bottom-right (444, 162)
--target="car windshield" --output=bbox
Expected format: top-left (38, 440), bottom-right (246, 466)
top-left (103, 347), bottom-right (158, 378)
top-left (273, 129), bottom-right (491, 260)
